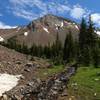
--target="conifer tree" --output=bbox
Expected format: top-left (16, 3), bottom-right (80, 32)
top-left (63, 31), bottom-right (74, 63)
top-left (87, 15), bottom-right (99, 66)
top-left (79, 18), bottom-right (87, 49)
top-left (51, 32), bottom-right (62, 64)
top-left (78, 17), bottom-right (92, 65)
top-left (22, 43), bottom-right (29, 54)
top-left (87, 15), bottom-right (96, 47)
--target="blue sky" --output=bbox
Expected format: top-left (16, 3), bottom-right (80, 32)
top-left (0, 0), bottom-right (100, 28)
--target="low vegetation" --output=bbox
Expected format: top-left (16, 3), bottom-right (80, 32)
top-left (68, 66), bottom-right (100, 100)
top-left (35, 65), bottom-right (65, 80)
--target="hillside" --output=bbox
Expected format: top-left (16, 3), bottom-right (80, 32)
top-left (0, 14), bottom-right (79, 47)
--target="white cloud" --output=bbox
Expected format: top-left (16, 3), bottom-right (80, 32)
top-left (13, 9), bottom-right (38, 21)
top-left (9, 0), bottom-right (70, 20)
top-left (8, 0), bottom-right (91, 22)
top-left (91, 13), bottom-right (100, 26)
top-left (0, 21), bottom-right (17, 29)
top-left (70, 5), bottom-right (87, 19)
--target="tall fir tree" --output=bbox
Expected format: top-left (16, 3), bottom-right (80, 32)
top-left (87, 15), bottom-right (96, 47)
top-left (51, 32), bottom-right (62, 64)
top-left (79, 18), bottom-right (87, 49)
top-left (87, 15), bottom-right (100, 67)
top-left (78, 18), bottom-right (91, 65)
top-left (63, 31), bottom-right (74, 63)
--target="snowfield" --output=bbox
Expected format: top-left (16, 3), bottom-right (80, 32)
top-left (0, 36), bottom-right (4, 42)
top-left (0, 74), bottom-right (21, 96)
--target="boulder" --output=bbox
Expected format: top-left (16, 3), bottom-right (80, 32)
top-left (24, 68), bottom-right (30, 72)
top-left (25, 63), bottom-right (33, 67)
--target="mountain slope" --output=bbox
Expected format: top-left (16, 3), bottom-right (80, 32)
top-left (0, 14), bottom-right (80, 47)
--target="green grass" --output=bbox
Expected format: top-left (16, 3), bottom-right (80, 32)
top-left (35, 65), bottom-right (65, 79)
top-left (68, 66), bottom-right (100, 100)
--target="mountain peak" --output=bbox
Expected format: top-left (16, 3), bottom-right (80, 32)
top-left (0, 14), bottom-right (79, 47)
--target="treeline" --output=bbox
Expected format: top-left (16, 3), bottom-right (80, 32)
top-left (0, 32), bottom-right (76, 65)
top-left (0, 16), bottom-right (100, 67)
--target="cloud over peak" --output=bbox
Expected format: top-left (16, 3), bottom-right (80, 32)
top-left (9, 0), bottom-right (90, 21)
top-left (0, 0), bottom-right (99, 26)
top-left (0, 21), bottom-right (17, 29)
top-left (9, 0), bottom-right (71, 20)
top-left (70, 5), bottom-right (88, 19)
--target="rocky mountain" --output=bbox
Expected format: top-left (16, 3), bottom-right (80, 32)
top-left (0, 14), bottom-right (79, 47)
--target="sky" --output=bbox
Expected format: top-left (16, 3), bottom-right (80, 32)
top-left (0, 0), bottom-right (100, 28)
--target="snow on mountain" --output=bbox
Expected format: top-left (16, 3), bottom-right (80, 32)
top-left (17, 27), bottom-right (21, 31)
top-left (43, 27), bottom-right (49, 33)
top-left (75, 25), bottom-right (79, 30)
top-left (61, 21), bottom-right (64, 27)
top-left (24, 32), bottom-right (29, 36)
top-left (56, 26), bottom-right (59, 30)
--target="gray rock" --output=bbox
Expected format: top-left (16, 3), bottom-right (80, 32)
top-left (25, 62), bottom-right (33, 67)
top-left (61, 93), bottom-right (68, 97)
top-left (16, 61), bottom-right (22, 65)
top-left (24, 68), bottom-right (30, 72)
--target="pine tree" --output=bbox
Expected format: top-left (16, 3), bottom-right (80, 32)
top-left (79, 16), bottom-right (100, 66)
top-left (55, 32), bottom-right (62, 57)
top-left (87, 15), bottom-right (96, 47)
top-left (87, 15), bottom-right (99, 67)
top-left (92, 44), bottom-right (100, 68)
top-left (63, 31), bottom-right (74, 63)
top-left (51, 33), bottom-right (62, 64)
top-left (30, 43), bottom-right (35, 56)
top-left (22, 43), bottom-right (29, 54)
top-left (78, 17), bottom-right (92, 65)
top-left (79, 18), bottom-right (87, 49)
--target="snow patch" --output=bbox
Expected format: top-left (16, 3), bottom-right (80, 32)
top-left (55, 24), bottom-right (58, 27)
top-left (64, 21), bottom-right (68, 24)
top-left (24, 32), bottom-right (28, 36)
top-left (17, 27), bottom-right (21, 31)
top-left (55, 21), bottom-right (63, 29)
top-left (0, 74), bottom-right (21, 96)
top-left (43, 27), bottom-right (49, 33)
top-left (75, 25), bottom-right (79, 30)
top-left (55, 24), bottom-right (59, 30)
top-left (61, 22), bottom-right (64, 27)
top-left (73, 23), bottom-right (76, 25)
top-left (64, 21), bottom-right (72, 26)
top-left (16, 27), bottom-right (21, 32)
top-left (0, 36), bottom-right (4, 42)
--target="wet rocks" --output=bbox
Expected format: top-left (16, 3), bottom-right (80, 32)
top-left (25, 62), bottom-right (34, 67)
top-left (61, 92), bottom-right (68, 97)
top-left (16, 61), bottom-right (22, 65)
top-left (1, 61), bottom-right (77, 100)
top-left (24, 68), bottom-right (30, 72)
